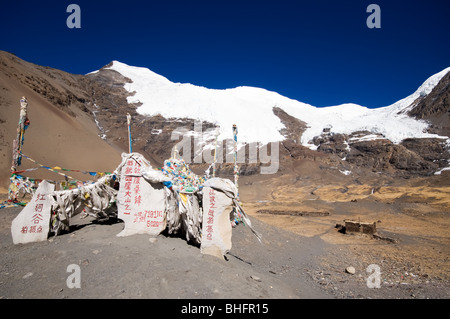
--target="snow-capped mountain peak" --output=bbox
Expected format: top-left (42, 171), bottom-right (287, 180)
top-left (110, 61), bottom-right (171, 87)
top-left (384, 66), bottom-right (450, 114)
top-left (98, 61), bottom-right (450, 148)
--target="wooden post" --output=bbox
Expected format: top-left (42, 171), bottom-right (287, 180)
top-left (212, 126), bottom-right (219, 177)
top-left (127, 113), bottom-right (132, 153)
top-left (9, 97), bottom-right (30, 201)
top-left (11, 97), bottom-right (29, 169)
top-left (172, 145), bottom-right (178, 160)
top-left (232, 124), bottom-right (239, 189)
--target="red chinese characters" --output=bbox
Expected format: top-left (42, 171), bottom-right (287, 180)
top-left (20, 194), bottom-right (46, 234)
top-left (122, 160), bottom-right (143, 214)
top-left (11, 180), bottom-right (55, 244)
top-left (117, 154), bottom-right (167, 237)
top-left (132, 210), bottom-right (164, 228)
top-left (206, 189), bottom-right (216, 240)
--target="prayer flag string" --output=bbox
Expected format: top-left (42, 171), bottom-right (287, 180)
top-left (19, 153), bottom-right (112, 179)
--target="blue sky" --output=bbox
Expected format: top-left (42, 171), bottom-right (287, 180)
top-left (1, 0), bottom-right (449, 108)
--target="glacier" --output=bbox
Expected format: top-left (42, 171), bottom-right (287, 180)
top-left (94, 61), bottom-right (450, 149)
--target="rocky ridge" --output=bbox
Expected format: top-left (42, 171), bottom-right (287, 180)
top-left (1, 50), bottom-right (449, 181)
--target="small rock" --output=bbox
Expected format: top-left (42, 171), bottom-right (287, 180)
top-left (92, 250), bottom-right (100, 255)
top-left (22, 272), bottom-right (33, 279)
top-left (345, 266), bottom-right (356, 275)
top-left (250, 275), bottom-right (262, 282)
top-left (149, 237), bottom-right (157, 243)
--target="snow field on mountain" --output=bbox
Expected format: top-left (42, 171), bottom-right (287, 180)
top-left (105, 62), bottom-right (450, 149)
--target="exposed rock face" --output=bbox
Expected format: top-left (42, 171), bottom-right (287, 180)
top-left (311, 129), bottom-right (448, 176)
top-left (308, 69), bottom-right (449, 177)
top-left (272, 106), bottom-right (307, 144)
top-left (0, 51), bottom-right (90, 116)
top-left (0, 53), bottom-right (200, 168)
top-left (350, 139), bottom-right (419, 172)
top-left (401, 138), bottom-right (449, 164)
top-left (409, 71), bottom-right (450, 137)
top-left (313, 131), bottom-right (350, 158)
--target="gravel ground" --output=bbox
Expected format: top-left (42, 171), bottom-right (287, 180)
top-left (1, 205), bottom-right (448, 302)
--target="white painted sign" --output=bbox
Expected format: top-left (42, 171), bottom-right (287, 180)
top-left (11, 180), bottom-right (55, 244)
top-left (200, 187), bottom-right (233, 258)
top-left (116, 153), bottom-right (166, 237)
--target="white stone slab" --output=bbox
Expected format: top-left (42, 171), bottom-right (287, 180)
top-left (11, 180), bottom-right (55, 244)
top-left (200, 187), bottom-right (233, 258)
top-left (116, 153), bottom-right (166, 237)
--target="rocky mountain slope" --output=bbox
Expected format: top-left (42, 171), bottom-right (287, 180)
top-left (408, 71), bottom-right (450, 137)
top-left (1, 50), bottom-right (449, 190)
top-left (87, 60), bottom-right (450, 178)
top-left (0, 51), bottom-right (123, 188)
top-left (1, 51), bottom-right (449, 300)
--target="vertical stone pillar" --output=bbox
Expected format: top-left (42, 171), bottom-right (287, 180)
top-left (11, 180), bottom-right (54, 244)
top-left (201, 186), bottom-right (233, 258)
top-left (116, 153), bottom-right (166, 237)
